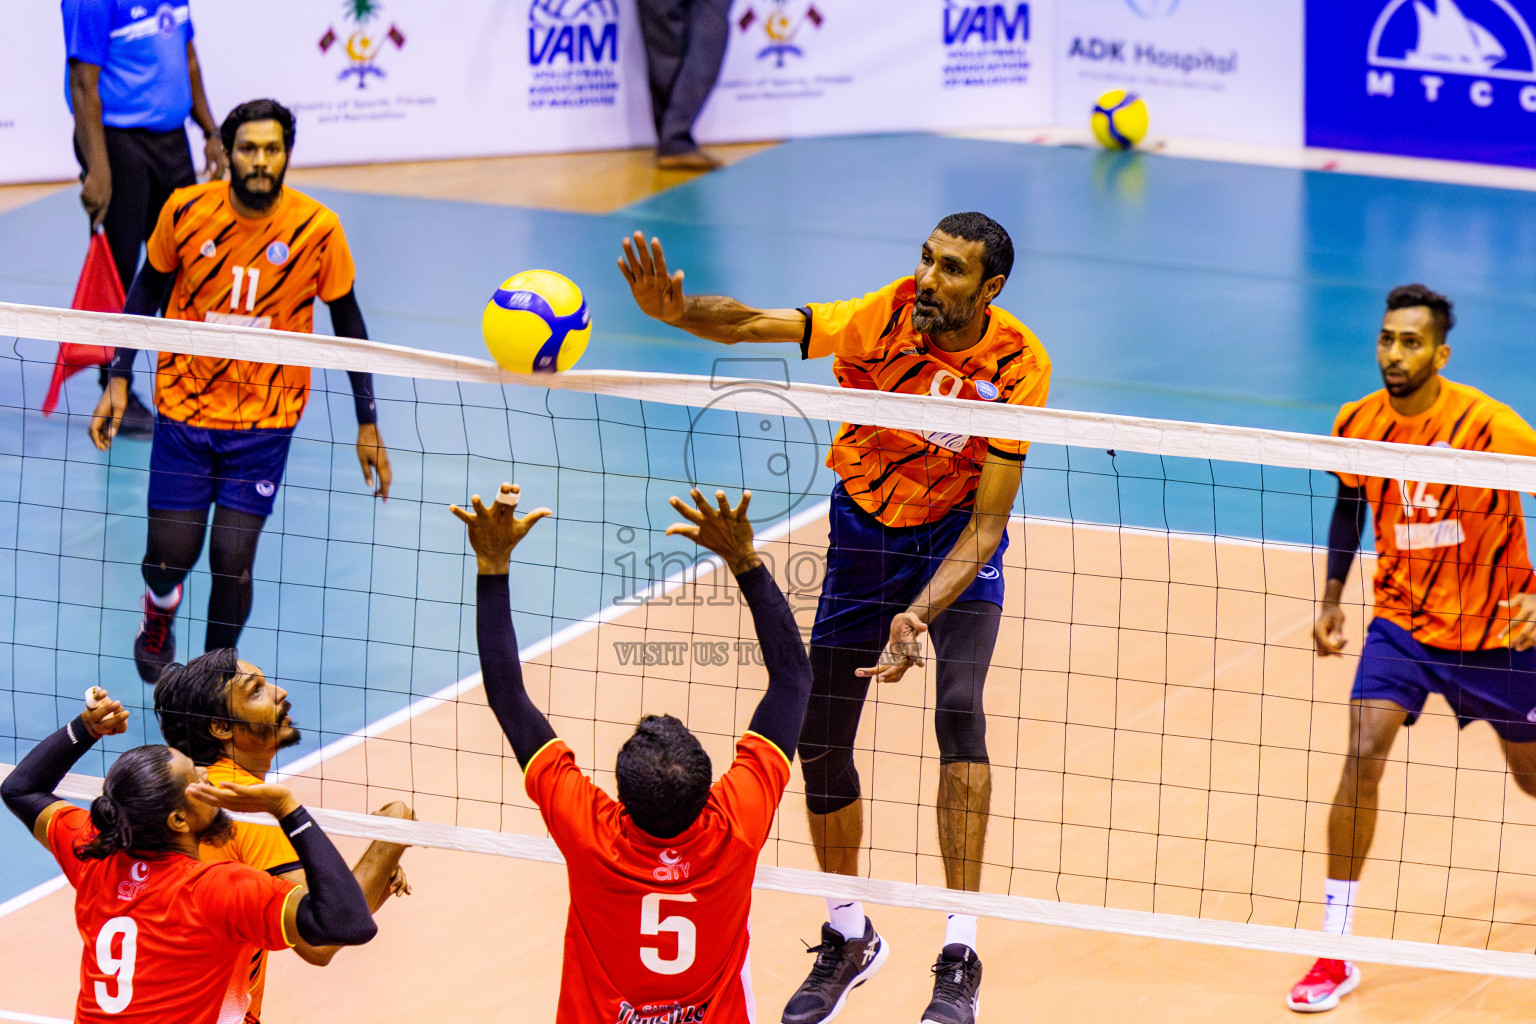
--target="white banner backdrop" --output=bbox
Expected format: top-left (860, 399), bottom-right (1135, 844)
top-left (696, 0), bottom-right (1054, 141)
top-left (1054, 0), bottom-right (1303, 147)
top-left (0, 0), bottom-right (1305, 186)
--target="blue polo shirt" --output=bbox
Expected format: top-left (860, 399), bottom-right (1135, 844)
top-left (61, 0), bottom-right (195, 131)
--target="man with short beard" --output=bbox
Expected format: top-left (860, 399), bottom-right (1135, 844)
top-left (88, 98), bottom-right (392, 684)
top-left (153, 649), bottom-right (412, 1023)
top-left (619, 213), bottom-right (1050, 1024)
top-left (0, 689), bottom-right (376, 1024)
top-left (1287, 284), bottom-right (1536, 1012)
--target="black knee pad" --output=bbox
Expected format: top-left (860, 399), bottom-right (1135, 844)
top-left (800, 746), bottom-right (861, 816)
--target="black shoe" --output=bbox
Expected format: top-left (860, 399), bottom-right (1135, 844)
top-left (116, 390), bottom-right (155, 440)
top-left (919, 944), bottom-right (983, 1024)
top-left (781, 920), bottom-right (889, 1024)
top-left (133, 590), bottom-right (179, 682)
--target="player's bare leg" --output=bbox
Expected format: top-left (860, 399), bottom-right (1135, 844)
top-left (937, 762), bottom-right (990, 892)
top-left (808, 799), bottom-right (862, 876)
top-left (1289, 699), bottom-right (1406, 1013)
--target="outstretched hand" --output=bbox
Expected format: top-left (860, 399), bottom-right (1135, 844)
top-left (188, 779), bottom-right (300, 820)
top-left (450, 483), bottom-right (551, 575)
top-left (666, 488), bottom-right (761, 575)
top-left (618, 231), bottom-right (688, 324)
top-left (858, 611), bottom-right (928, 683)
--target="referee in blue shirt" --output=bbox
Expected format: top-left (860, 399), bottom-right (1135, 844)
top-left (62, 0), bottom-right (226, 436)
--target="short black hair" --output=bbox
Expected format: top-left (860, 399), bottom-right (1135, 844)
top-left (615, 715), bottom-right (712, 839)
top-left (934, 212), bottom-right (1015, 284)
top-left (76, 745), bottom-right (185, 860)
top-left (220, 99), bottom-right (296, 157)
top-left (1386, 283), bottom-right (1455, 342)
top-left (154, 648), bottom-right (242, 767)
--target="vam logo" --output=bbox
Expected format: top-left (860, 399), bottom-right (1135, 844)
top-left (1126, 0), bottom-right (1181, 16)
top-left (945, 1), bottom-right (1030, 46)
top-left (1366, 0), bottom-right (1536, 107)
top-left (736, 2), bottom-right (824, 68)
top-left (528, 0), bottom-right (619, 66)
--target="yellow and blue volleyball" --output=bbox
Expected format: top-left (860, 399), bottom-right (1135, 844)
top-left (1091, 90), bottom-right (1149, 151)
top-left (481, 270), bottom-right (590, 373)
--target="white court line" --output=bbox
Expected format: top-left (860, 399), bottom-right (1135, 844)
top-left (0, 1011), bottom-right (70, 1024)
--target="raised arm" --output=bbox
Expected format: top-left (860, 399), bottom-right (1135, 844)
top-left (1, 690), bottom-right (128, 843)
top-left (666, 489), bottom-right (811, 758)
top-left (188, 781), bottom-right (376, 947)
top-left (619, 232), bottom-right (806, 345)
top-left (863, 451), bottom-right (1021, 684)
top-left (1315, 479), bottom-right (1367, 656)
top-left (185, 41), bottom-right (227, 180)
top-left (450, 484), bottom-right (556, 767)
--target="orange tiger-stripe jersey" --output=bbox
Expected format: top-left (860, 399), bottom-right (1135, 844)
top-left (144, 181), bottom-right (356, 430)
top-left (1333, 378), bottom-right (1536, 651)
top-left (802, 277), bottom-right (1051, 528)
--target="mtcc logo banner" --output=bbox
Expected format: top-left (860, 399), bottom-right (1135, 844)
top-left (1306, 0), bottom-right (1536, 166)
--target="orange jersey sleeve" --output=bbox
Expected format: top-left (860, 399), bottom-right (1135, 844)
top-left (1333, 380), bottom-right (1536, 649)
top-left (190, 863), bottom-right (299, 952)
top-left (524, 739), bottom-right (610, 854)
top-left (46, 804), bottom-right (93, 888)
top-left (804, 277), bottom-right (1051, 526)
top-left (198, 761), bottom-right (301, 873)
top-left (707, 732), bottom-right (792, 851)
top-left (802, 280), bottom-right (910, 361)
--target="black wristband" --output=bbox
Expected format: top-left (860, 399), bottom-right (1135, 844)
top-left (64, 714), bottom-right (96, 749)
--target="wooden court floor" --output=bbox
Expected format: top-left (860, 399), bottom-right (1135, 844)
top-left (7, 517), bottom-right (1536, 1023)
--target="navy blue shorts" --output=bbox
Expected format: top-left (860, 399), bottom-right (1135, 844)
top-left (1352, 618), bottom-right (1536, 742)
top-left (811, 482), bottom-right (1007, 648)
top-left (147, 415), bottom-right (294, 518)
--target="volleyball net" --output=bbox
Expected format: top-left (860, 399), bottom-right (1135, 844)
top-left (5, 301), bottom-right (1536, 977)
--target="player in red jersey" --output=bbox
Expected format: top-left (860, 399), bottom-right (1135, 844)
top-left (621, 214), bottom-right (1048, 1024)
top-left (452, 482), bottom-right (811, 1024)
top-left (1286, 285), bottom-right (1536, 1012)
top-left (152, 648), bottom-right (414, 1022)
top-left (0, 691), bottom-right (376, 1024)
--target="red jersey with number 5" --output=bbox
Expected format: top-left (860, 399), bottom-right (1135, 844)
top-left (524, 732), bottom-right (791, 1024)
top-left (47, 805), bottom-right (299, 1024)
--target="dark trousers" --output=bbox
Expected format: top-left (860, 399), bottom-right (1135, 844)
top-left (75, 126), bottom-right (196, 293)
top-left (75, 126), bottom-right (195, 388)
top-left (637, 0), bottom-right (731, 155)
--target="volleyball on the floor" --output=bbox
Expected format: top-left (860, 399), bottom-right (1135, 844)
top-left (1091, 90), bottom-right (1149, 150)
top-left (481, 270), bottom-right (591, 373)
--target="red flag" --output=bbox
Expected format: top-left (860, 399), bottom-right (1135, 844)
top-left (41, 231), bottom-right (124, 416)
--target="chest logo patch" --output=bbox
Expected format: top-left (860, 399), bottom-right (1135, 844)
top-left (199, 239), bottom-right (216, 259)
top-left (265, 240), bottom-right (290, 266)
top-left (975, 379), bottom-right (1000, 401)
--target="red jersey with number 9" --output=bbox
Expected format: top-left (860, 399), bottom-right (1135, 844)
top-left (524, 732), bottom-right (791, 1024)
top-left (46, 805), bottom-right (299, 1024)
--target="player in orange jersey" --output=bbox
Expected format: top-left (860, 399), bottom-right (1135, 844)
top-left (620, 213), bottom-right (1050, 1024)
top-left (86, 98), bottom-right (392, 684)
top-left (152, 648), bottom-right (414, 1023)
top-left (453, 482), bottom-right (811, 1024)
top-left (0, 691), bottom-right (376, 1024)
top-left (1287, 285), bottom-right (1536, 1013)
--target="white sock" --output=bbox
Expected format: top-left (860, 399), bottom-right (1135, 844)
top-left (827, 898), bottom-right (866, 941)
top-left (147, 584), bottom-right (181, 610)
top-left (944, 913), bottom-right (978, 952)
top-left (1322, 878), bottom-right (1358, 936)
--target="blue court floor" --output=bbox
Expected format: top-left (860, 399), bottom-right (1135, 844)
top-left (4, 135), bottom-right (1536, 903)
